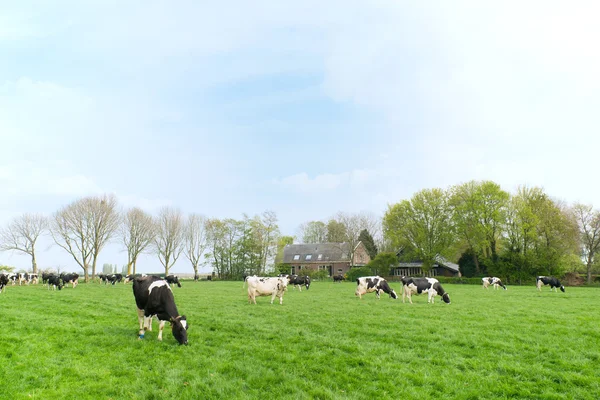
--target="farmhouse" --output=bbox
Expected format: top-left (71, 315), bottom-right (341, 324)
top-left (280, 242), bottom-right (371, 277)
top-left (390, 255), bottom-right (460, 278)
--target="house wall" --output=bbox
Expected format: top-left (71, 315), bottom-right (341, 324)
top-left (352, 244), bottom-right (371, 266)
top-left (286, 262), bottom-right (352, 277)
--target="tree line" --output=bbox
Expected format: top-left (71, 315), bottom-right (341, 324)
top-left (383, 181), bottom-right (599, 284)
top-left (0, 194), bottom-right (281, 282)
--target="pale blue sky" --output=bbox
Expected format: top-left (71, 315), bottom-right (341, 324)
top-left (1, 1), bottom-right (599, 273)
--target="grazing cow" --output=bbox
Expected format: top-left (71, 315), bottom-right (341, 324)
top-left (98, 273), bottom-right (107, 284)
top-left (132, 275), bottom-right (188, 344)
top-left (482, 277), bottom-right (507, 290)
top-left (402, 277), bottom-right (451, 304)
top-left (246, 276), bottom-right (288, 305)
top-left (289, 274), bottom-right (311, 291)
top-left (47, 275), bottom-right (63, 290)
top-left (42, 272), bottom-right (53, 284)
top-left (333, 274), bottom-right (344, 283)
top-left (7, 273), bottom-right (17, 285)
top-left (355, 276), bottom-right (398, 300)
top-left (106, 274), bottom-right (123, 285)
top-left (536, 276), bottom-right (565, 292)
top-left (166, 275), bottom-right (182, 288)
top-left (60, 273), bottom-right (79, 288)
top-left (0, 273), bottom-right (8, 293)
top-left (27, 273), bottom-right (39, 285)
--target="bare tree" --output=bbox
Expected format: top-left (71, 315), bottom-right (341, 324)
top-left (256, 210), bottom-right (280, 273)
top-left (153, 207), bottom-right (185, 275)
top-left (50, 194), bottom-right (120, 282)
top-left (184, 213), bottom-right (208, 279)
top-left (572, 203), bottom-right (600, 284)
top-left (334, 211), bottom-right (380, 266)
top-left (122, 207), bottom-right (156, 275)
top-left (0, 213), bottom-right (48, 274)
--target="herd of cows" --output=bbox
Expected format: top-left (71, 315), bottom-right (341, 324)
top-left (0, 269), bottom-right (567, 345)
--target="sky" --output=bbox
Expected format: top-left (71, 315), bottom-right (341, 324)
top-left (1, 1), bottom-right (599, 274)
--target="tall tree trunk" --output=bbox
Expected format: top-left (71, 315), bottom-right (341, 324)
top-left (31, 253), bottom-right (38, 274)
top-left (586, 254), bottom-right (593, 285)
top-left (472, 252), bottom-right (480, 274)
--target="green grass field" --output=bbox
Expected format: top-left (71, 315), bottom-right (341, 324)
top-left (1, 280), bottom-right (599, 399)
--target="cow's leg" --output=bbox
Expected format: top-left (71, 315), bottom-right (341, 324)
top-left (278, 293), bottom-right (283, 305)
top-left (157, 320), bottom-right (166, 341)
top-left (297, 285), bottom-right (302, 292)
top-left (137, 309), bottom-right (146, 338)
top-left (271, 292), bottom-right (277, 304)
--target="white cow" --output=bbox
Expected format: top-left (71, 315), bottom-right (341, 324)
top-left (246, 276), bottom-right (288, 305)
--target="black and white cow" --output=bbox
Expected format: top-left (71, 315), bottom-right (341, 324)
top-left (333, 274), bottom-right (344, 283)
top-left (42, 272), bottom-right (53, 284)
top-left (402, 277), bottom-right (451, 304)
top-left (166, 275), bottom-right (182, 288)
top-left (132, 275), bottom-right (188, 345)
top-left (28, 273), bottom-right (39, 285)
top-left (246, 276), bottom-right (288, 305)
top-left (106, 274), bottom-right (123, 285)
top-left (60, 273), bottom-right (79, 288)
top-left (47, 275), bottom-right (63, 290)
top-left (536, 276), bottom-right (565, 292)
top-left (289, 275), bottom-right (311, 291)
top-left (482, 277), bottom-right (507, 290)
top-left (7, 273), bottom-right (17, 285)
top-left (355, 276), bottom-right (398, 299)
top-left (0, 273), bottom-right (8, 293)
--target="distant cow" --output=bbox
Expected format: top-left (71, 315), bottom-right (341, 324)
top-left (0, 273), bottom-right (8, 293)
top-left (60, 273), bottom-right (79, 288)
top-left (402, 277), bottom-right (451, 304)
top-left (27, 273), bottom-right (39, 285)
top-left (133, 275), bottom-right (188, 345)
top-left (166, 275), bottom-right (182, 288)
top-left (482, 277), bottom-right (507, 290)
top-left (106, 274), bottom-right (123, 285)
top-left (333, 275), bottom-right (344, 283)
top-left (246, 276), bottom-right (288, 305)
top-left (47, 275), bottom-right (63, 290)
top-left (289, 275), bottom-right (310, 291)
top-left (536, 276), bottom-right (565, 292)
top-left (42, 272), bottom-right (54, 284)
top-left (355, 276), bottom-right (398, 300)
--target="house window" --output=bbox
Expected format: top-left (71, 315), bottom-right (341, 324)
top-left (337, 268), bottom-right (343, 274)
top-left (293, 254), bottom-right (300, 260)
top-left (317, 254), bottom-right (323, 260)
top-left (341, 253), bottom-right (348, 259)
top-left (305, 254), bottom-right (312, 260)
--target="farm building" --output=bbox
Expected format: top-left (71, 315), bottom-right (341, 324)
top-left (279, 242), bottom-right (371, 276)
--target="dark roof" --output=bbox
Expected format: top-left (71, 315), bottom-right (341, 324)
top-left (282, 243), bottom-right (354, 263)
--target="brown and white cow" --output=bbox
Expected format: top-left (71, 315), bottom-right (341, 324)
top-left (246, 276), bottom-right (288, 305)
top-left (482, 277), bottom-right (507, 290)
top-left (402, 277), bottom-right (451, 304)
top-left (355, 276), bottom-right (398, 300)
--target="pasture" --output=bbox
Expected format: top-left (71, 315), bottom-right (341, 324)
top-left (1, 280), bottom-right (599, 399)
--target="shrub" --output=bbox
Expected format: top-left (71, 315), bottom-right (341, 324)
top-left (346, 266), bottom-right (374, 283)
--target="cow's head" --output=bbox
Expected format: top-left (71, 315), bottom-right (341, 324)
top-left (389, 290), bottom-right (398, 299)
top-left (171, 315), bottom-right (189, 345)
top-left (441, 293), bottom-right (451, 304)
top-left (560, 285), bottom-right (565, 292)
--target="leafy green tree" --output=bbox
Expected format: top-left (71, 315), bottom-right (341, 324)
top-left (326, 220), bottom-right (347, 243)
top-left (358, 229), bottom-right (378, 260)
top-left (366, 252), bottom-right (397, 276)
top-left (383, 188), bottom-right (455, 274)
top-left (448, 180), bottom-right (509, 274)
